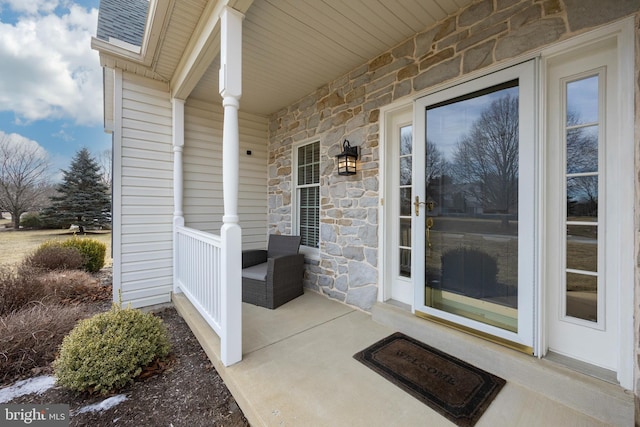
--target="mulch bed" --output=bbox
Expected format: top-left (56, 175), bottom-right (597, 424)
top-left (2, 268), bottom-right (249, 427)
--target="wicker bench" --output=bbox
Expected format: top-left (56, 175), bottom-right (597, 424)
top-left (241, 235), bottom-right (304, 309)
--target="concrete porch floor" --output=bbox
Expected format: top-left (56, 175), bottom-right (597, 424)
top-left (173, 291), bottom-right (632, 426)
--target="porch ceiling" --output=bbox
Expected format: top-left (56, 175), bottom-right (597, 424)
top-left (184, 0), bottom-right (474, 116)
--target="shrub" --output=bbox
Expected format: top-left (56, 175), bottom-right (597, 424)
top-left (1, 265), bottom-right (110, 315)
top-left (20, 213), bottom-right (42, 229)
top-left (23, 242), bottom-right (84, 271)
top-left (61, 237), bottom-right (107, 273)
top-left (0, 304), bottom-right (89, 384)
top-left (38, 270), bottom-right (110, 303)
top-left (54, 305), bottom-right (171, 395)
top-left (0, 267), bottom-right (47, 316)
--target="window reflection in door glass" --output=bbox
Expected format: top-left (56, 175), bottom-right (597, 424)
top-left (566, 126), bottom-right (598, 173)
top-left (425, 81), bottom-right (520, 332)
top-left (567, 76), bottom-right (599, 124)
top-left (566, 176), bottom-right (598, 221)
top-left (566, 225), bottom-right (597, 272)
top-left (564, 74), bottom-right (600, 323)
top-left (398, 125), bottom-right (412, 279)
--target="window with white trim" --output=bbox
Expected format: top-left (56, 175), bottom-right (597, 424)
top-left (295, 141), bottom-right (320, 248)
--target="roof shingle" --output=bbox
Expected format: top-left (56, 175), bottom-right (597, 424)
top-left (96, 0), bottom-right (149, 47)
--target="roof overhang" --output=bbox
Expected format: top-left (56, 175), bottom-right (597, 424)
top-left (92, 0), bottom-right (175, 131)
top-left (170, 0), bottom-right (254, 100)
top-left (94, 0), bottom-right (476, 121)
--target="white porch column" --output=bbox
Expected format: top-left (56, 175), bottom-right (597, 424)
top-left (172, 98), bottom-right (185, 294)
top-left (219, 6), bottom-right (243, 367)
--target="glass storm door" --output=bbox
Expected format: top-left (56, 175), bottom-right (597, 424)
top-left (414, 62), bottom-right (535, 350)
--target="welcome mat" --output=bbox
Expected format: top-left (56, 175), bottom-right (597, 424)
top-left (353, 332), bottom-right (505, 427)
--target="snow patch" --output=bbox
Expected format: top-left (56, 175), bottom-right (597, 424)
top-left (0, 376), bottom-right (56, 403)
top-left (74, 394), bottom-right (127, 415)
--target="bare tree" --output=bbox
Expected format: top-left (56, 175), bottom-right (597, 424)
top-left (566, 112), bottom-right (598, 174)
top-left (566, 111), bottom-right (599, 218)
top-left (451, 94), bottom-right (519, 219)
top-left (426, 140), bottom-right (446, 185)
top-left (568, 176), bottom-right (598, 217)
top-left (97, 148), bottom-right (112, 191)
top-left (425, 140), bottom-right (449, 213)
top-left (0, 133), bottom-right (51, 228)
top-left (398, 130), bottom-right (447, 214)
top-left (400, 130), bottom-right (412, 186)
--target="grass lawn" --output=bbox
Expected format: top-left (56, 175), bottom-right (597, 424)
top-left (0, 218), bottom-right (112, 267)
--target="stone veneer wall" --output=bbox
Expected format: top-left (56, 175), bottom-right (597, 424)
top-left (267, 0), bottom-right (639, 312)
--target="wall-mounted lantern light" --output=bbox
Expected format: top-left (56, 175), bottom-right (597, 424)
top-left (336, 140), bottom-right (358, 176)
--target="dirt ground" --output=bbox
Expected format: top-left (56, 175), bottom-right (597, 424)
top-left (2, 269), bottom-right (249, 427)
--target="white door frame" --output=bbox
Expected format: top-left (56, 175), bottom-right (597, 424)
top-left (538, 17), bottom-right (635, 389)
top-left (377, 17), bottom-right (634, 390)
top-left (413, 60), bottom-right (537, 351)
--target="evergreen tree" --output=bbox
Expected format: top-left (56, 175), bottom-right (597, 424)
top-left (44, 148), bottom-right (111, 232)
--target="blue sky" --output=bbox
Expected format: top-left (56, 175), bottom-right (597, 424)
top-left (426, 77), bottom-right (597, 159)
top-left (0, 0), bottom-right (109, 180)
top-left (427, 86), bottom-right (519, 159)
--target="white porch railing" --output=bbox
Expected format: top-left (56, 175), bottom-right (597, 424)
top-left (174, 225), bottom-right (241, 366)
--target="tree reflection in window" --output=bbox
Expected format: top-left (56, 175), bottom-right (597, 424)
top-left (564, 74), bottom-right (600, 322)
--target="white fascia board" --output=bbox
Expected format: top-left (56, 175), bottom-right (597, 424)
top-left (91, 36), bottom-right (144, 62)
top-left (170, 0), bottom-right (228, 100)
top-left (108, 37), bottom-right (142, 54)
top-left (139, 0), bottom-right (171, 67)
top-left (103, 67), bottom-right (114, 133)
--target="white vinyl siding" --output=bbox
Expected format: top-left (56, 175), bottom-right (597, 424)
top-left (183, 98), bottom-right (268, 250)
top-left (237, 111), bottom-right (270, 249)
top-left (115, 78), bottom-right (269, 309)
top-left (118, 72), bottom-right (174, 308)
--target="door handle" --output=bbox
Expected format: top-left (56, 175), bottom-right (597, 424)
top-left (414, 196), bottom-right (425, 216)
top-left (414, 196), bottom-right (435, 216)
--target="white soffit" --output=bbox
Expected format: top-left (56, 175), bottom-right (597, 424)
top-left (153, 0), bottom-right (209, 81)
top-left (188, 0), bottom-right (472, 116)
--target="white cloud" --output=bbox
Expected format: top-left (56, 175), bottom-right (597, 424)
top-left (0, 130), bottom-right (68, 180)
top-left (0, 130), bottom-right (49, 159)
top-left (0, 3), bottom-right (103, 125)
top-left (0, 0), bottom-right (61, 15)
top-left (52, 128), bottom-right (74, 141)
